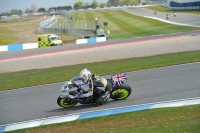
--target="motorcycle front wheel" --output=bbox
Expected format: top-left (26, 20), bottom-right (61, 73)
top-left (111, 83), bottom-right (132, 100)
top-left (57, 96), bottom-right (78, 108)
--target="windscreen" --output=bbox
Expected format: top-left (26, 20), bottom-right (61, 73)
top-left (50, 37), bottom-right (59, 40)
top-left (71, 76), bottom-right (83, 86)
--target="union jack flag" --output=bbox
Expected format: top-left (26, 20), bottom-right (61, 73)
top-left (111, 73), bottom-right (128, 88)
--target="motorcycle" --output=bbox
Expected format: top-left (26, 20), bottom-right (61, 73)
top-left (57, 73), bottom-right (132, 108)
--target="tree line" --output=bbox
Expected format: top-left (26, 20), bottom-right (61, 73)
top-left (73, 0), bottom-right (107, 9)
top-left (73, 0), bottom-right (138, 9)
top-left (107, 0), bottom-right (138, 6)
top-left (0, 5), bottom-right (73, 16)
top-left (0, 0), bottom-right (139, 16)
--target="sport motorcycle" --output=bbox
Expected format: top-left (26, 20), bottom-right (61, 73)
top-left (57, 73), bottom-right (132, 108)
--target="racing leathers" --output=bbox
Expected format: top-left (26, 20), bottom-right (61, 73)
top-left (77, 74), bottom-right (112, 104)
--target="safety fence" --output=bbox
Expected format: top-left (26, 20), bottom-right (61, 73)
top-left (76, 36), bottom-right (108, 44)
top-left (146, 0), bottom-right (164, 5)
top-left (162, 5), bottom-right (200, 10)
top-left (38, 15), bottom-right (96, 37)
top-left (0, 13), bottom-right (44, 19)
top-left (0, 43), bottom-right (38, 52)
top-left (60, 11), bottom-right (71, 18)
top-left (38, 15), bottom-right (57, 31)
top-left (41, 28), bottom-right (95, 35)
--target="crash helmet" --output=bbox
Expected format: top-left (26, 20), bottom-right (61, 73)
top-left (80, 68), bottom-right (92, 83)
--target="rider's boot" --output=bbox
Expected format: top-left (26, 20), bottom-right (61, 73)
top-left (96, 91), bottom-right (110, 105)
top-left (102, 91), bottom-right (110, 101)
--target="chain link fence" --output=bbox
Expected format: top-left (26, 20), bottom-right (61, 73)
top-left (60, 11), bottom-right (71, 18)
top-left (38, 12), bottom-right (96, 38)
top-left (38, 15), bottom-right (57, 31)
top-left (146, 0), bottom-right (164, 5)
top-left (163, 5), bottom-right (200, 10)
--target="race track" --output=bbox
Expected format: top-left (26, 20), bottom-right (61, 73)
top-left (0, 62), bottom-right (200, 125)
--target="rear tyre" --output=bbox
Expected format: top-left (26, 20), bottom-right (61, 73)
top-left (111, 83), bottom-right (132, 100)
top-left (57, 96), bottom-right (78, 108)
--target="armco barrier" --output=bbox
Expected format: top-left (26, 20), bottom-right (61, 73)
top-left (0, 43), bottom-right (38, 52)
top-left (1, 37), bottom-right (108, 51)
top-left (76, 37), bottom-right (107, 44)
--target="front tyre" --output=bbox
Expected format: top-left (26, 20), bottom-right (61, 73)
top-left (57, 96), bottom-right (78, 108)
top-left (111, 83), bottom-right (132, 100)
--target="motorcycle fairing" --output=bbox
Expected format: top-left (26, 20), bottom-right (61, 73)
top-left (110, 73), bottom-right (128, 89)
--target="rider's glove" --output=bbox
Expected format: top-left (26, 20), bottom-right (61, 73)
top-left (77, 93), bottom-right (83, 98)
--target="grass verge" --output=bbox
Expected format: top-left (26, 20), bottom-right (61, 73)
top-left (6, 104), bottom-right (200, 133)
top-left (143, 6), bottom-right (200, 15)
top-left (71, 10), bottom-right (198, 40)
top-left (1, 50), bottom-right (200, 91)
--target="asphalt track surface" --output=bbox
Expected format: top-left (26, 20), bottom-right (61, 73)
top-left (0, 62), bottom-right (200, 125)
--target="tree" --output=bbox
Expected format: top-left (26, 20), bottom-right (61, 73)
top-left (25, 8), bottom-right (32, 13)
top-left (66, 6), bottom-right (72, 10)
top-left (83, 2), bottom-right (90, 8)
top-left (19, 10), bottom-right (22, 14)
top-left (107, 0), bottom-right (115, 6)
top-left (100, 3), bottom-right (107, 7)
top-left (122, 0), bottom-right (138, 4)
top-left (107, 0), bottom-right (138, 6)
top-left (10, 9), bottom-right (20, 15)
top-left (73, 1), bottom-right (83, 9)
top-left (0, 12), bottom-right (10, 16)
top-left (48, 5), bottom-right (72, 11)
top-left (84, 2), bottom-right (90, 7)
top-left (30, 4), bottom-right (37, 13)
top-left (107, 0), bottom-right (121, 6)
top-left (37, 8), bottom-right (46, 13)
top-left (91, 0), bottom-right (99, 8)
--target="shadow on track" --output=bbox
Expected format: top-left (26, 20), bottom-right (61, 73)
top-left (46, 100), bottom-right (117, 113)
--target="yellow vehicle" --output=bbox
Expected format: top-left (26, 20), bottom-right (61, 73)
top-left (37, 34), bottom-right (62, 47)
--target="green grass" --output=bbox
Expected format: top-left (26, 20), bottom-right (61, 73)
top-left (71, 10), bottom-right (199, 40)
top-left (143, 6), bottom-right (200, 15)
top-left (0, 16), bottom-right (40, 45)
top-left (0, 16), bottom-right (41, 23)
top-left (1, 50), bottom-right (200, 91)
top-left (6, 104), bottom-right (200, 133)
top-left (0, 26), bottom-right (16, 44)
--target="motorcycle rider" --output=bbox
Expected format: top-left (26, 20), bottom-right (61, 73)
top-left (77, 68), bottom-right (112, 105)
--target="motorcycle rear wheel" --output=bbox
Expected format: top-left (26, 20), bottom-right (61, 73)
top-left (57, 96), bottom-right (78, 108)
top-left (111, 83), bottom-right (132, 100)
